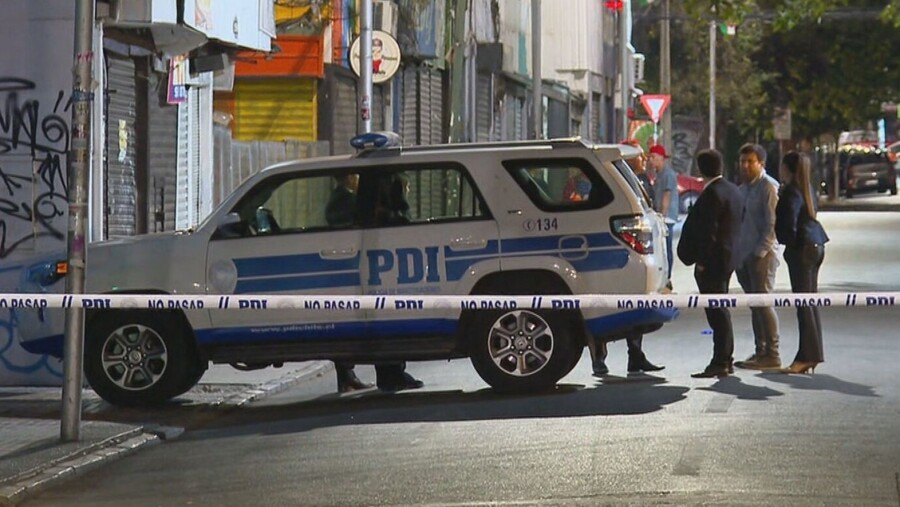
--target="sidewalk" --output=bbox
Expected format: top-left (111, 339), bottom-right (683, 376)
top-left (0, 360), bottom-right (332, 506)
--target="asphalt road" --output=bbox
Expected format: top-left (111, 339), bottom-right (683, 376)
top-left (24, 212), bottom-right (900, 506)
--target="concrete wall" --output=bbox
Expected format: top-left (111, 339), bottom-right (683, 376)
top-left (0, 1), bottom-right (75, 385)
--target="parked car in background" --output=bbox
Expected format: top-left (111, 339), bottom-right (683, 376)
top-left (677, 173), bottom-right (704, 213)
top-left (818, 145), bottom-right (897, 198)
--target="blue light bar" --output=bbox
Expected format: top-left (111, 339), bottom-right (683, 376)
top-left (349, 131), bottom-right (402, 150)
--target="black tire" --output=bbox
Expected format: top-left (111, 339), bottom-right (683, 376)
top-left (469, 309), bottom-right (581, 394)
top-left (891, 185), bottom-right (897, 196)
top-left (84, 311), bottom-right (201, 407)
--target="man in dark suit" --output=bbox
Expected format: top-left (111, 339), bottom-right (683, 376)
top-left (677, 149), bottom-right (744, 378)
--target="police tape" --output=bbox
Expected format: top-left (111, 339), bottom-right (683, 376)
top-left (0, 292), bottom-right (894, 311)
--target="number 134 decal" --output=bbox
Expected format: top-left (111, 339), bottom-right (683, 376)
top-left (523, 218), bottom-right (558, 232)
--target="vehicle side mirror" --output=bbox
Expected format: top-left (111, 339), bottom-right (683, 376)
top-left (213, 212), bottom-right (245, 239)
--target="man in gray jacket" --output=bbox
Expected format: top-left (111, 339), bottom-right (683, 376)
top-left (734, 143), bottom-right (781, 369)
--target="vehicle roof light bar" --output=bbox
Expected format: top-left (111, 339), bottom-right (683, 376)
top-left (350, 131), bottom-right (402, 150)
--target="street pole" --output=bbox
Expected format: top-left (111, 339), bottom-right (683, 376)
top-left (619, 1), bottom-right (629, 141)
top-left (660, 0), bottom-right (671, 151)
top-left (449, 0), bottom-right (466, 143)
top-left (708, 20), bottom-right (716, 151)
top-left (358, 0), bottom-right (373, 134)
top-left (61, 0), bottom-right (95, 443)
top-left (531, 0), bottom-right (542, 139)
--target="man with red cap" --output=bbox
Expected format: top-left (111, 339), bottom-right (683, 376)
top-left (648, 144), bottom-right (679, 290)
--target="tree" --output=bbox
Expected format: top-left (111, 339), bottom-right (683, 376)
top-left (634, 2), bottom-right (772, 143)
top-left (756, 16), bottom-right (900, 138)
top-left (653, 0), bottom-right (900, 142)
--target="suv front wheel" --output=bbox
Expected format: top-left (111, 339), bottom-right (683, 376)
top-left (469, 309), bottom-right (580, 393)
top-left (85, 311), bottom-right (201, 407)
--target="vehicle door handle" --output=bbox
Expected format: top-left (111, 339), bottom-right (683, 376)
top-left (450, 237), bottom-right (487, 249)
top-left (320, 247), bottom-right (358, 258)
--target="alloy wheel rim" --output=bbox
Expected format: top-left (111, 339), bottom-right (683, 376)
top-left (487, 310), bottom-right (554, 377)
top-left (100, 324), bottom-right (168, 391)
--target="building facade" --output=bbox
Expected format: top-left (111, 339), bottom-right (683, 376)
top-left (0, 0), bottom-right (275, 385)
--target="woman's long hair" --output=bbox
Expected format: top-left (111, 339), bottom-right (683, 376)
top-left (782, 151), bottom-right (816, 219)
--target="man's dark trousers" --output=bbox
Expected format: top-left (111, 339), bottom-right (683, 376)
top-left (694, 267), bottom-right (734, 368)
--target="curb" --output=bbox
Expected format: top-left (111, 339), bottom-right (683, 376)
top-left (0, 360), bottom-right (332, 506)
top-left (216, 360), bottom-right (334, 407)
top-left (0, 429), bottom-right (159, 507)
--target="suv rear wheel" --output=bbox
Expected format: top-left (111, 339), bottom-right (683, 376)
top-left (469, 309), bottom-right (581, 393)
top-left (84, 311), bottom-right (201, 407)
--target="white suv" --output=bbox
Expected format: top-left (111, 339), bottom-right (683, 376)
top-left (17, 137), bottom-right (677, 406)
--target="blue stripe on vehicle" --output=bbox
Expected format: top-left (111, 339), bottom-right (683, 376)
top-left (558, 235), bottom-right (585, 251)
top-left (370, 319), bottom-right (458, 337)
top-left (196, 321), bottom-right (369, 344)
top-left (584, 308), bottom-right (679, 338)
top-left (445, 259), bottom-right (477, 282)
top-left (233, 252), bottom-right (360, 278)
top-left (500, 232), bottom-right (618, 254)
top-left (195, 319), bottom-right (458, 344)
top-left (501, 235), bottom-right (566, 253)
top-left (585, 233), bottom-right (620, 248)
top-left (235, 272), bottom-right (361, 293)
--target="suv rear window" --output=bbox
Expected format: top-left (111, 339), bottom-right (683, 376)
top-left (503, 158), bottom-right (614, 211)
top-left (613, 159), bottom-right (652, 208)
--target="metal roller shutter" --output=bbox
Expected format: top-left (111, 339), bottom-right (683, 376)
top-left (398, 66), bottom-right (418, 145)
top-left (105, 55), bottom-right (137, 238)
top-left (475, 72), bottom-right (493, 142)
top-left (547, 97), bottom-right (569, 138)
top-left (332, 73), bottom-right (358, 155)
top-left (147, 75), bottom-right (178, 233)
top-left (234, 79), bottom-right (317, 141)
top-left (397, 65), bottom-right (444, 146)
top-left (423, 67), bottom-right (443, 145)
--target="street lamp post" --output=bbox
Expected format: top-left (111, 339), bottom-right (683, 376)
top-left (61, 0), bottom-right (95, 443)
top-left (358, 0), bottom-right (373, 135)
top-left (532, 0), bottom-right (542, 140)
top-left (708, 20), bottom-right (716, 150)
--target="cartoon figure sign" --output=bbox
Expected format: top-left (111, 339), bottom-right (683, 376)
top-left (349, 30), bottom-right (401, 84)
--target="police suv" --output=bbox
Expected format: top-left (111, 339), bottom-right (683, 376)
top-left (17, 136), bottom-right (677, 406)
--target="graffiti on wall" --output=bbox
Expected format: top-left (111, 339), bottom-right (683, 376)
top-left (671, 117), bottom-right (704, 175)
top-left (0, 77), bottom-right (69, 259)
top-left (0, 77), bottom-right (70, 383)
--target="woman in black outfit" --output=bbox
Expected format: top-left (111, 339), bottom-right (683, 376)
top-left (774, 151), bottom-right (829, 374)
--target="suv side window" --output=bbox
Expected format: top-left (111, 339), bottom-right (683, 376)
top-left (229, 171), bottom-right (361, 236)
top-left (365, 165), bottom-right (490, 227)
top-left (503, 158), bottom-right (614, 211)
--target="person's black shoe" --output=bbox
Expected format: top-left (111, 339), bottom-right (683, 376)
top-left (628, 355), bottom-right (665, 373)
top-left (378, 372), bottom-right (424, 392)
top-left (691, 364), bottom-right (731, 378)
top-left (592, 359), bottom-right (610, 377)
